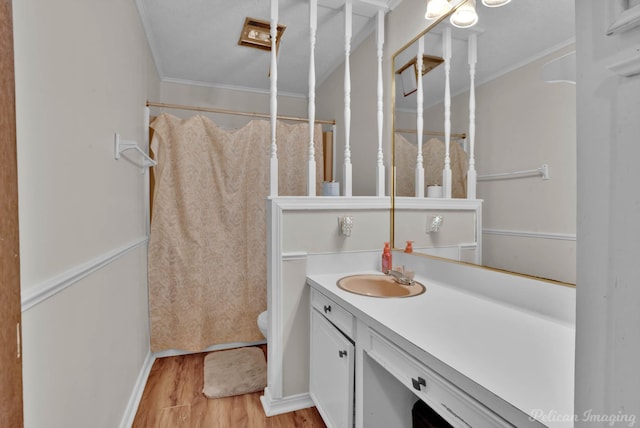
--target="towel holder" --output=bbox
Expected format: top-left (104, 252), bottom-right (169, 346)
top-left (477, 164), bottom-right (549, 181)
top-left (114, 133), bottom-right (156, 172)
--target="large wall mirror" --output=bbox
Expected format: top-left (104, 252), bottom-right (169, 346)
top-left (391, 0), bottom-right (576, 285)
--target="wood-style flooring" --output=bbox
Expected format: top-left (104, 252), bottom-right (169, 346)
top-left (132, 345), bottom-right (326, 428)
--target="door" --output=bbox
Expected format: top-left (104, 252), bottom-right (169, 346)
top-left (575, 0), bottom-right (640, 421)
top-left (0, 0), bottom-right (24, 426)
top-left (310, 309), bottom-right (354, 428)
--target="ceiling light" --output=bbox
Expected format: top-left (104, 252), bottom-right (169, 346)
top-left (425, 0), bottom-right (452, 19)
top-left (450, 0), bottom-right (478, 28)
top-left (238, 17), bottom-right (286, 52)
top-left (482, 0), bottom-right (512, 7)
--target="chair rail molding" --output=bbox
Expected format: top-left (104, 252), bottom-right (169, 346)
top-left (21, 237), bottom-right (148, 312)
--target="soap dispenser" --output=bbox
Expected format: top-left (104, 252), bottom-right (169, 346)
top-left (381, 242), bottom-right (392, 273)
top-left (404, 241), bottom-right (414, 253)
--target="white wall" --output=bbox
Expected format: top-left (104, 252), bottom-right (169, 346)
top-left (472, 46), bottom-right (576, 284)
top-left (12, 0), bottom-right (160, 425)
top-left (157, 81), bottom-right (309, 129)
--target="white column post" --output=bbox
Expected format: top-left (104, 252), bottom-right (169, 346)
top-left (442, 27), bottom-right (452, 198)
top-left (307, 0), bottom-right (317, 196)
top-left (269, 0), bottom-right (279, 197)
top-left (375, 8), bottom-right (385, 197)
top-left (415, 37), bottom-right (425, 198)
top-left (343, 0), bottom-right (353, 197)
top-left (466, 33), bottom-right (477, 199)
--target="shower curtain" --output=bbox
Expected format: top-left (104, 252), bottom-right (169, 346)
top-left (148, 114), bottom-right (323, 352)
top-left (395, 133), bottom-right (468, 198)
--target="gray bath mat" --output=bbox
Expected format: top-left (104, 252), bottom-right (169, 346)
top-left (202, 347), bottom-right (267, 399)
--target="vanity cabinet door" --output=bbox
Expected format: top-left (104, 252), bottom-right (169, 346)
top-left (310, 309), bottom-right (355, 428)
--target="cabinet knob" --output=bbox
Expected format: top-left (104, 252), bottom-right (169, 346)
top-left (412, 377), bottom-right (426, 391)
top-left (323, 305), bottom-right (332, 314)
top-left (339, 350), bottom-right (347, 358)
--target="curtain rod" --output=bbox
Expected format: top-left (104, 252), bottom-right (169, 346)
top-left (395, 128), bottom-right (467, 139)
top-left (146, 101), bottom-right (336, 125)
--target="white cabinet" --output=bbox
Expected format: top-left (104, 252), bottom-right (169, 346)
top-left (310, 303), bottom-right (355, 428)
top-left (367, 329), bottom-right (511, 428)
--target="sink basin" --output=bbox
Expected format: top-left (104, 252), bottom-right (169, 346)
top-left (337, 274), bottom-right (425, 298)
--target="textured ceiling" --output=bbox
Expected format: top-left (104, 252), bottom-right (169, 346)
top-left (395, 0), bottom-right (576, 109)
top-left (136, 0), bottom-right (399, 96)
top-left (135, 0), bottom-right (574, 99)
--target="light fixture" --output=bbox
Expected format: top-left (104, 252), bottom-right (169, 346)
top-left (238, 17), bottom-right (286, 52)
top-left (482, 0), bottom-right (511, 7)
top-left (450, 0), bottom-right (478, 28)
top-left (424, 0), bottom-right (452, 19)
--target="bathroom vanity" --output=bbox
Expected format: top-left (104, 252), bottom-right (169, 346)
top-left (307, 264), bottom-right (575, 428)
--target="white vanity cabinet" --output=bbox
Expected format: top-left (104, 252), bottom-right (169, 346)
top-left (309, 290), bottom-right (355, 428)
top-left (365, 329), bottom-right (512, 428)
top-left (307, 271), bottom-right (567, 428)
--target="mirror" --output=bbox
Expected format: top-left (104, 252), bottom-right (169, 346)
top-left (391, 0), bottom-right (576, 284)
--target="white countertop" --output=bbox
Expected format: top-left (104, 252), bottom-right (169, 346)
top-left (307, 270), bottom-right (575, 428)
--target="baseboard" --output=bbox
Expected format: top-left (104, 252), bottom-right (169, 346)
top-left (119, 351), bottom-right (156, 428)
top-left (260, 387), bottom-right (315, 416)
top-left (152, 340), bottom-right (267, 359)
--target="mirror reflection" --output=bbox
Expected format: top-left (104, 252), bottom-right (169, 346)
top-left (392, 0), bottom-right (576, 284)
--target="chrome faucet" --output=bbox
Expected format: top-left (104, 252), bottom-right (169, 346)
top-left (385, 266), bottom-right (415, 286)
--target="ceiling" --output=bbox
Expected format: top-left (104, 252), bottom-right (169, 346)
top-left (395, 0), bottom-right (575, 109)
top-left (136, 0), bottom-right (400, 96)
top-left (135, 0), bottom-right (574, 99)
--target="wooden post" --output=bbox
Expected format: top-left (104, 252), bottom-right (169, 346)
top-left (415, 37), bottom-right (425, 198)
top-left (269, 0), bottom-right (279, 197)
top-left (375, 9), bottom-right (385, 197)
top-left (442, 27), bottom-right (452, 198)
top-left (467, 33), bottom-right (477, 199)
top-left (343, 0), bottom-right (353, 197)
top-left (308, 0), bottom-right (317, 196)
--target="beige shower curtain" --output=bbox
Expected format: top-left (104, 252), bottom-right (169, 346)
top-left (148, 114), bottom-right (323, 352)
top-left (395, 133), bottom-right (468, 198)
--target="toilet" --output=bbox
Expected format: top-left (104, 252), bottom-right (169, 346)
top-left (257, 311), bottom-right (268, 339)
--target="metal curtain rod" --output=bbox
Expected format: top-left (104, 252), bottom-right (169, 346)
top-left (146, 101), bottom-right (336, 125)
top-left (395, 128), bottom-right (467, 139)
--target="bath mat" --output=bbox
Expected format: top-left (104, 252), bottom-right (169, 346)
top-left (202, 347), bottom-right (267, 399)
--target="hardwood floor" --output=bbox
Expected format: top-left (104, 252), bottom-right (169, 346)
top-left (132, 345), bottom-right (326, 428)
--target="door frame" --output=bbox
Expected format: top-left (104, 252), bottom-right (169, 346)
top-left (0, 0), bottom-right (24, 426)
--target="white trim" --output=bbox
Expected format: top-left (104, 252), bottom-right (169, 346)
top-left (152, 340), bottom-right (267, 359)
top-left (483, 228), bottom-right (576, 241)
top-left (267, 200), bottom-right (284, 398)
top-left (394, 197), bottom-right (482, 211)
top-left (269, 196), bottom-right (390, 210)
top-left (282, 251), bottom-right (309, 261)
top-left (160, 77), bottom-right (307, 100)
top-left (260, 387), bottom-right (315, 416)
top-left (119, 351), bottom-right (155, 428)
top-left (133, 0), bottom-right (164, 78)
top-left (21, 237), bottom-right (148, 312)
top-left (474, 38), bottom-right (576, 89)
top-left (606, 0), bottom-right (640, 35)
top-left (608, 53), bottom-right (640, 77)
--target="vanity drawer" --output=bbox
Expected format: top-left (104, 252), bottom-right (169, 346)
top-left (311, 288), bottom-right (355, 339)
top-left (368, 329), bottom-right (512, 428)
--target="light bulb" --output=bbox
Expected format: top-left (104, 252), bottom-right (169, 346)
top-left (482, 0), bottom-right (511, 7)
top-left (425, 0), bottom-right (452, 19)
top-left (450, 0), bottom-right (478, 28)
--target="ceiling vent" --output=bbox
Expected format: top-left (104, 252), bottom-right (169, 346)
top-left (396, 54), bottom-right (444, 97)
top-left (238, 17), bottom-right (286, 52)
